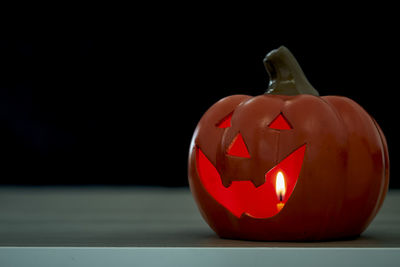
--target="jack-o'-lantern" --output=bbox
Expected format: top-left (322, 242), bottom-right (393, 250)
top-left (188, 46), bottom-right (389, 241)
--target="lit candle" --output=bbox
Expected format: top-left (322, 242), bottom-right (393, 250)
top-left (276, 171), bottom-right (286, 211)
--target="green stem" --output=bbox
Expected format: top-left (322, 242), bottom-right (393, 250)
top-left (264, 46), bottom-right (319, 96)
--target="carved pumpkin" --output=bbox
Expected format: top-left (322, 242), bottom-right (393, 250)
top-left (188, 46), bottom-right (389, 241)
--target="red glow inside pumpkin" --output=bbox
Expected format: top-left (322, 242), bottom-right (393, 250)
top-left (216, 112), bottom-right (233, 128)
top-left (269, 113), bottom-right (292, 130)
top-left (196, 144), bottom-right (306, 218)
top-left (226, 133), bottom-right (251, 158)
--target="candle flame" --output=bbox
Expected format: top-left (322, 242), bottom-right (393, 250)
top-left (275, 171), bottom-right (286, 200)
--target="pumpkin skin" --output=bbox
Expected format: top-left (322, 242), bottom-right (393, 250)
top-left (188, 47), bottom-right (389, 241)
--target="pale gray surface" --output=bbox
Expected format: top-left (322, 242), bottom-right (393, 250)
top-left (1, 248), bottom-right (399, 267)
top-left (0, 186), bottom-right (399, 247)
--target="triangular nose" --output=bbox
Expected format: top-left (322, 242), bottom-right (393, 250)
top-left (268, 113), bottom-right (292, 130)
top-left (227, 133), bottom-right (251, 158)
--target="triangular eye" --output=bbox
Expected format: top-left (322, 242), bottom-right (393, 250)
top-left (227, 133), bottom-right (250, 158)
top-left (268, 113), bottom-right (292, 130)
top-left (216, 112), bottom-right (233, 128)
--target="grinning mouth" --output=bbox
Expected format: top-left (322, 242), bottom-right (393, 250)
top-left (196, 144), bottom-right (306, 218)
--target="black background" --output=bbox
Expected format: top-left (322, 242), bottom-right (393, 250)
top-left (0, 9), bottom-right (398, 187)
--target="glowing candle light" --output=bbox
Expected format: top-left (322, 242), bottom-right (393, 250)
top-left (276, 171), bottom-right (286, 211)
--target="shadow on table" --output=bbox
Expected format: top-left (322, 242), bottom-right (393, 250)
top-left (145, 228), bottom-right (396, 248)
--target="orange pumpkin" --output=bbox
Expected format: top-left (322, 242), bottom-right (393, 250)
top-left (188, 46), bottom-right (389, 241)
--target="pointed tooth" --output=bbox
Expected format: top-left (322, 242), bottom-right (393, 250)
top-left (252, 179), bottom-right (266, 188)
top-left (251, 180), bottom-right (259, 188)
top-left (222, 180), bottom-right (232, 188)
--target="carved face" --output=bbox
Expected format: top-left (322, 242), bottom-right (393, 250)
top-left (196, 107), bottom-right (306, 218)
top-left (191, 94), bottom-right (309, 219)
top-left (188, 94), bottom-right (388, 241)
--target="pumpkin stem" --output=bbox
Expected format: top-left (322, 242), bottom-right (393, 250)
top-left (264, 46), bottom-right (319, 96)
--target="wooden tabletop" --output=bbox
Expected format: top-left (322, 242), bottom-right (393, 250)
top-left (0, 186), bottom-right (399, 266)
top-left (0, 186), bottom-right (399, 248)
